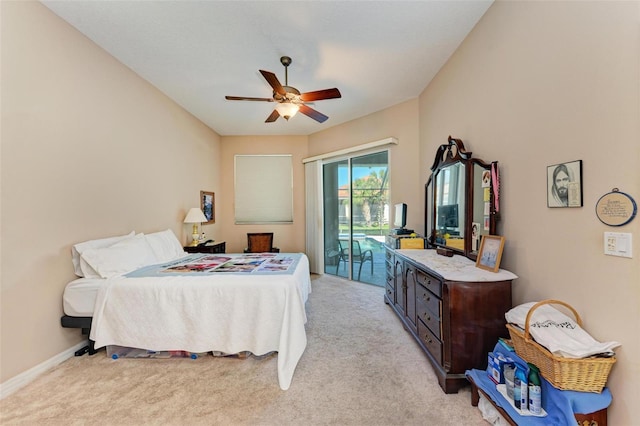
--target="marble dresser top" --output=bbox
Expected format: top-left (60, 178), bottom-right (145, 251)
top-left (396, 249), bottom-right (518, 282)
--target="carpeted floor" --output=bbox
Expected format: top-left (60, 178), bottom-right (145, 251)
top-left (0, 274), bottom-right (486, 425)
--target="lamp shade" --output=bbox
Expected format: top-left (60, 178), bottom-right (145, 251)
top-left (184, 207), bottom-right (207, 224)
top-left (275, 102), bottom-right (299, 120)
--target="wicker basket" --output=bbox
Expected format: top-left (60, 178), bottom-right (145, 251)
top-left (506, 299), bottom-right (616, 393)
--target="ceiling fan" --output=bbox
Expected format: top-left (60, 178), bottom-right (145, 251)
top-left (225, 56), bottom-right (341, 123)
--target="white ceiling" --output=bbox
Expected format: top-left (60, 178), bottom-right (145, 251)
top-left (42, 1), bottom-right (492, 136)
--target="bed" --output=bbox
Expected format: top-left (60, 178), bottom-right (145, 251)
top-left (61, 230), bottom-right (311, 390)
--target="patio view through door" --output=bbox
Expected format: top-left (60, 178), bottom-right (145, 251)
top-left (323, 151), bottom-right (389, 286)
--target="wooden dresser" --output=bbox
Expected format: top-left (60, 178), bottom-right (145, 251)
top-left (385, 247), bottom-right (517, 393)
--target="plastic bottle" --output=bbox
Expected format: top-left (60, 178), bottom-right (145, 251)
top-left (504, 364), bottom-right (516, 400)
top-left (513, 366), bottom-right (521, 409)
top-left (528, 363), bottom-right (542, 415)
top-left (514, 364), bottom-right (528, 410)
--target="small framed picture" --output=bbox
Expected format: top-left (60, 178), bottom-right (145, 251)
top-left (476, 235), bottom-right (505, 272)
top-left (200, 191), bottom-right (215, 224)
top-left (547, 160), bottom-right (583, 208)
top-left (471, 222), bottom-right (481, 252)
top-left (481, 170), bottom-right (491, 188)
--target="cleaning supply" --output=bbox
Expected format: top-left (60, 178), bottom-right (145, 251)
top-left (528, 363), bottom-right (542, 415)
top-left (504, 364), bottom-right (516, 400)
top-left (514, 364), bottom-right (528, 410)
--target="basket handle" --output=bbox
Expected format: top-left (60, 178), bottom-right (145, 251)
top-left (523, 299), bottom-right (582, 343)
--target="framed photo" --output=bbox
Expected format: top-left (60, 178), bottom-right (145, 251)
top-left (471, 222), bottom-right (481, 252)
top-left (476, 235), bottom-right (505, 272)
top-left (481, 170), bottom-right (491, 188)
top-left (200, 191), bottom-right (215, 224)
top-left (547, 160), bottom-right (583, 208)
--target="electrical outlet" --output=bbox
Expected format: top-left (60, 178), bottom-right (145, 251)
top-left (604, 232), bottom-right (632, 258)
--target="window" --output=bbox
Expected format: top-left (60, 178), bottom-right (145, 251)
top-left (234, 155), bottom-right (293, 224)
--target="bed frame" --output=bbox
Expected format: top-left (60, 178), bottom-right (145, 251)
top-left (60, 315), bottom-right (98, 356)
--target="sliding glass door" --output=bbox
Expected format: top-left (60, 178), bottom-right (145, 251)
top-left (323, 151), bottom-right (389, 286)
top-left (323, 159), bottom-right (348, 280)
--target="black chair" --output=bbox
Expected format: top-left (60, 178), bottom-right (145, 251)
top-left (244, 232), bottom-right (280, 253)
top-left (336, 239), bottom-right (373, 280)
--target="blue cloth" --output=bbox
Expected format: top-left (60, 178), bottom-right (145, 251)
top-left (466, 342), bottom-right (611, 426)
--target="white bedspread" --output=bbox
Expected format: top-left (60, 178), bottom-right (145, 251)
top-left (89, 253), bottom-right (311, 390)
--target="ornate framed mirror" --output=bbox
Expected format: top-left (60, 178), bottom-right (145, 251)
top-left (425, 136), bottom-right (499, 260)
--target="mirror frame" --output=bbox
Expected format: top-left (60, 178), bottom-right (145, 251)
top-left (425, 136), bottom-right (498, 260)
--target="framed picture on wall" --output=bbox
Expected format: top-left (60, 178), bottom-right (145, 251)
top-left (476, 235), bottom-right (505, 273)
top-left (200, 191), bottom-right (215, 224)
top-left (547, 160), bottom-right (583, 208)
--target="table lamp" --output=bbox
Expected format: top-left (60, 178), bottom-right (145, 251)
top-left (184, 207), bottom-right (207, 246)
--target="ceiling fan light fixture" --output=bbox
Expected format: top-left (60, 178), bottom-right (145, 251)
top-left (275, 102), bottom-right (299, 120)
top-left (226, 56), bottom-right (340, 123)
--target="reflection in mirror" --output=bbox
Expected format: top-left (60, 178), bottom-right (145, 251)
top-left (425, 136), bottom-right (499, 261)
top-left (434, 163), bottom-right (465, 251)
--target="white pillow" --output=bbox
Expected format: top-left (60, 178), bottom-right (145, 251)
top-left (145, 229), bottom-right (186, 262)
top-left (71, 231), bottom-right (135, 277)
top-left (80, 233), bottom-right (157, 278)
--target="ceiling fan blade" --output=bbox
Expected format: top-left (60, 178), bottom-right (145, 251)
top-left (265, 110), bottom-right (280, 123)
top-left (225, 96), bottom-right (274, 102)
top-left (259, 70), bottom-right (286, 96)
top-left (300, 88), bottom-right (342, 102)
top-left (299, 104), bottom-right (328, 123)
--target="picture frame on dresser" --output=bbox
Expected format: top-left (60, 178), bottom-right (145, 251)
top-left (200, 191), bottom-right (215, 224)
top-left (476, 235), bottom-right (505, 272)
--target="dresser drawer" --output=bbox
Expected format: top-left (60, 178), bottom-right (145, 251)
top-left (385, 283), bottom-right (395, 303)
top-left (386, 272), bottom-right (395, 289)
top-left (415, 269), bottom-right (442, 297)
top-left (385, 260), bottom-right (393, 277)
top-left (418, 318), bottom-right (442, 365)
top-left (416, 293), bottom-right (441, 339)
top-left (416, 284), bottom-right (440, 316)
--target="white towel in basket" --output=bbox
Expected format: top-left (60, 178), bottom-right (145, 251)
top-left (505, 302), bottom-right (620, 359)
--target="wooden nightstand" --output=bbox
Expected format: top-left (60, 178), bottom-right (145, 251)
top-left (184, 241), bottom-right (226, 254)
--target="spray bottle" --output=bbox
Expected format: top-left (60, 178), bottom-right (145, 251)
top-left (528, 363), bottom-right (542, 415)
top-left (514, 364), bottom-right (528, 410)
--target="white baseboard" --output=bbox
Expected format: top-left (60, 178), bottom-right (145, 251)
top-left (0, 341), bottom-right (88, 399)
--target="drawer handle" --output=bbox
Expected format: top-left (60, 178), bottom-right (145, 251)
top-left (424, 313), bottom-right (431, 321)
top-left (423, 293), bottom-right (430, 302)
top-left (425, 336), bottom-right (432, 344)
top-left (427, 279), bottom-right (431, 286)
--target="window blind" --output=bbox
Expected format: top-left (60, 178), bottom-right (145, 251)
top-left (235, 155), bottom-right (293, 224)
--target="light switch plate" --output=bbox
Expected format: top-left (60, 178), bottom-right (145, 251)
top-left (604, 232), bottom-right (632, 258)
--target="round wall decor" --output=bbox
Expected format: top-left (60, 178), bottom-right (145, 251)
top-left (595, 188), bottom-right (637, 226)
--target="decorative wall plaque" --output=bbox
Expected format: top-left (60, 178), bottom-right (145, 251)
top-left (595, 188), bottom-right (637, 226)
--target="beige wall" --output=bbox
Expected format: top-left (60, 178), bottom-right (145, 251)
top-left (419, 1), bottom-right (639, 423)
top-left (1, 2), bottom-right (221, 381)
top-left (218, 136), bottom-right (308, 253)
top-left (308, 99), bottom-right (422, 232)
top-left (2, 1), bottom-right (639, 423)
